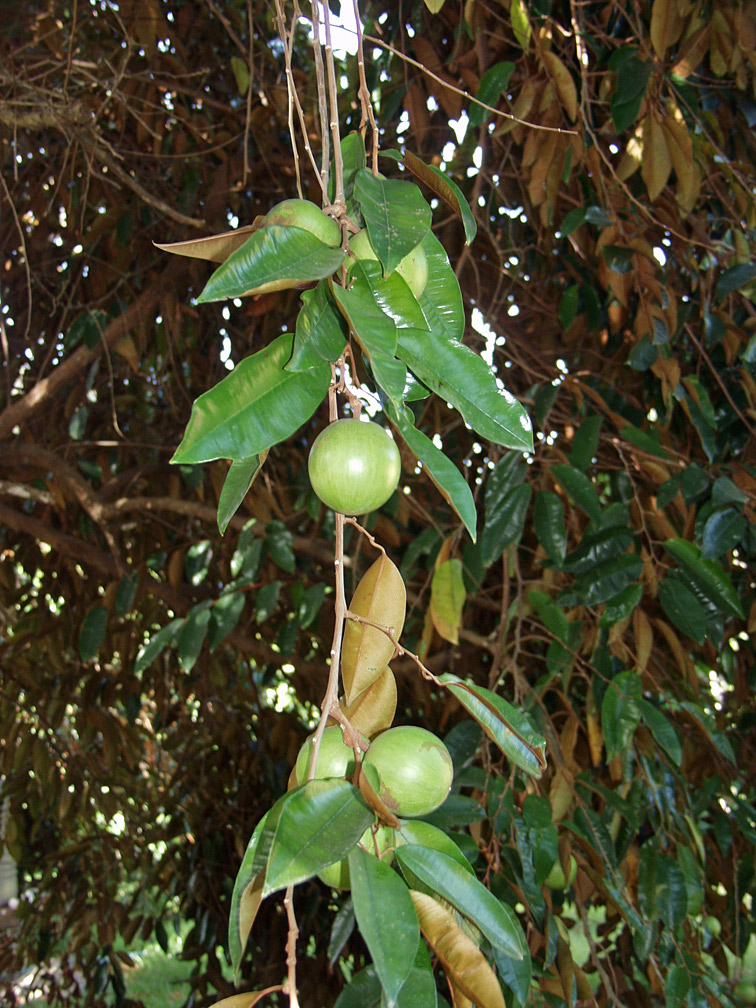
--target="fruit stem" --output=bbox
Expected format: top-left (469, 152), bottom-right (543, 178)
top-left (307, 510), bottom-right (348, 781)
top-left (283, 884), bottom-right (301, 1008)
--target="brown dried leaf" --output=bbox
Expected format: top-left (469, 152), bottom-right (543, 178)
top-left (650, 0), bottom-right (686, 58)
top-left (339, 666), bottom-right (397, 738)
top-left (641, 113), bottom-right (672, 202)
top-left (154, 224), bottom-right (259, 263)
top-left (542, 51), bottom-right (578, 121)
top-left (342, 554), bottom-right (406, 705)
top-left (410, 891), bottom-right (506, 1008)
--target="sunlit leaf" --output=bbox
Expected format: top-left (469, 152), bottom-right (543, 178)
top-left (197, 225), bottom-right (344, 302)
top-left (354, 170), bottom-right (432, 274)
top-left (154, 224), bottom-right (258, 263)
top-left (171, 334), bottom-right (330, 464)
top-left (430, 558), bottom-right (466, 644)
top-left (217, 451), bottom-right (268, 534)
top-left (288, 280), bottom-right (348, 371)
top-left (663, 538), bottom-right (744, 619)
top-left (349, 845), bottom-right (419, 1006)
top-left (229, 812), bottom-right (270, 979)
top-left (439, 674), bottom-right (546, 777)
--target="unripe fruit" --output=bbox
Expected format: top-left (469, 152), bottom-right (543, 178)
top-left (318, 825), bottom-right (396, 890)
top-left (544, 855), bottom-right (578, 890)
top-left (295, 726), bottom-right (360, 783)
top-left (734, 981), bottom-right (756, 1005)
top-left (703, 915), bottom-right (721, 938)
top-left (308, 419), bottom-right (401, 516)
top-left (263, 198), bottom-right (342, 248)
top-left (363, 726), bottom-right (453, 818)
top-left (349, 229), bottom-right (429, 298)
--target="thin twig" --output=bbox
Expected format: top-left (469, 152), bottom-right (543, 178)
top-left (351, 0), bottom-right (379, 171)
top-left (282, 885), bottom-right (300, 1008)
top-left (320, 1), bottom-right (345, 209)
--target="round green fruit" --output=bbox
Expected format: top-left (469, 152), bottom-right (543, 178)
top-left (317, 825), bottom-right (396, 891)
top-left (263, 198), bottom-right (342, 248)
top-left (363, 725), bottom-right (453, 819)
top-left (703, 915), bottom-right (722, 938)
top-left (295, 726), bottom-right (359, 783)
top-left (308, 419), bottom-right (401, 516)
top-left (544, 855), bottom-right (578, 890)
top-left (349, 229), bottom-right (428, 298)
top-left (734, 981), bottom-right (756, 1005)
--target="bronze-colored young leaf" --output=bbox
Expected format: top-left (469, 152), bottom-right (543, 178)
top-left (410, 890), bottom-right (507, 1008)
top-left (430, 558), bottom-right (466, 645)
top-left (154, 223), bottom-right (260, 263)
top-left (342, 554), bottom-right (406, 705)
top-left (339, 666), bottom-right (397, 738)
top-left (206, 991), bottom-right (283, 1008)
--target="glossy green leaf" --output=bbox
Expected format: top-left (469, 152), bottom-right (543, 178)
top-left (439, 674), bottom-right (546, 777)
top-left (79, 605), bottom-right (107, 662)
top-left (568, 554), bottom-right (643, 607)
top-left (417, 230), bottom-right (465, 342)
top-left (569, 415), bottom-right (603, 471)
top-left (217, 452), bottom-right (267, 534)
top-left (639, 699), bottom-right (682, 765)
top-left (263, 779), bottom-right (374, 896)
top-left (562, 527), bottom-right (634, 575)
top-left (712, 475), bottom-right (749, 508)
top-left (115, 572), bottom-right (139, 619)
top-left (601, 670), bottom-right (641, 762)
top-left (385, 401), bottom-right (477, 541)
top-left (134, 618), bottom-right (183, 674)
top-left (327, 898), bottom-right (355, 967)
top-left (393, 150), bottom-right (477, 244)
top-left (265, 520), bottom-right (296, 573)
top-left (716, 262), bottom-right (756, 299)
top-left (658, 576), bottom-right (706, 644)
top-left (663, 538), bottom-right (744, 619)
top-left (493, 941), bottom-right (532, 1004)
top-left (396, 329), bottom-right (533, 451)
top-left (349, 845), bottom-right (419, 1007)
top-left (255, 580), bottom-right (280, 623)
top-left (558, 284), bottom-right (579, 330)
top-left (288, 281), bottom-right (348, 371)
top-left (610, 51), bottom-right (651, 131)
top-left (599, 583), bottom-right (643, 628)
top-left (207, 592), bottom-right (246, 651)
top-left (534, 490), bottom-right (567, 566)
top-left (176, 605), bottom-right (211, 672)
top-left (422, 793), bottom-right (487, 829)
top-left (480, 483), bottom-right (532, 566)
top-left (397, 821), bottom-right (475, 875)
top-left (229, 812), bottom-right (270, 980)
top-left (701, 508), bottom-right (746, 558)
top-left (470, 61), bottom-right (516, 127)
top-left (528, 590), bottom-right (569, 643)
top-left (172, 334), bottom-right (330, 464)
top-left (333, 941), bottom-right (437, 1008)
top-left (551, 464), bottom-right (602, 522)
top-left (354, 171), bottom-right (431, 274)
top-left (396, 846), bottom-right (526, 959)
top-left (197, 225), bottom-right (344, 302)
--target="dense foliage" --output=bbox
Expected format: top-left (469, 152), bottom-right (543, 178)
top-left (1, 1), bottom-right (756, 1006)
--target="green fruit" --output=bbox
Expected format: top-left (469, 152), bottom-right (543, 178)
top-left (544, 855), bottom-right (578, 890)
top-left (263, 198), bottom-right (342, 248)
top-left (308, 419), bottom-right (401, 515)
top-left (703, 915), bottom-right (722, 938)
top-left (295, 726), bottom-right (359, 783)
top-left (734, 981), bottom-right (756, 1005)
top-left (363, 726), bottom-right (453, 818)
top-left (318, 825), bottom-right (396, 891)
top-left (349, 229), bottom-right (429, 298)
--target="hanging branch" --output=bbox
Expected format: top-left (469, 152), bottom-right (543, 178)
top-left (308, 0), bottom-right (331, 198)
top-left (352, 0), bottom-right (380, 172)
top-left (319, 1), bottom-right (345, 211)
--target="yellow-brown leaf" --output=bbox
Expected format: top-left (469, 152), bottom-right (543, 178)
top-left (338, 666), bottom-right (397, 738)
top-left (410, 891), bottom-right (506, 1008)
top-left (342, 554), bottom-right (406, 704)
top-left (641, 113), bottom-right (672, 202)
top-left (542, 51), bottom-right (578, 121)
top-left (650, 0), bottom-right (685, 58)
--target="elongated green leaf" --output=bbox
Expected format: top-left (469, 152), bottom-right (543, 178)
top-left (349, 845), bottom-right (419, 1007)
top-left (208, 592), bottom-right (246, 651)
top-left (551, 464), bottom-right (602, 522)
top-left (397, 821), bottom-right (475, 875)
top-left (288, 280), bottom-right (348, 371)
top-left (389, 150), bottom-right (477, 244)
top-left (417, 230), bottom-right (465, 342)
top-left (469, 61), bottom-right (516, 127)
top-left (658, 576), bottom-right (706, 644)
top-left (172, 334), bottom-right (330, 464)
top-left (333, 942), bottom-right (437, 1008)
top-left (568, 554), bottom-right (643, 607)
top-left (197, 225), bottom-right (345, 302)
top-left (533, 490), bottom-right (567, 566)
top-left (217, 452), bottom-right (268, 534)
top-left (134, 618), bottom-right (183, 674)
top-left (701, 508), bottom-right (746, 559)
top-left (384, 401), bottom-right (477, 541)
top-left (395, 846), bottom-right (525, 959)
top-left (716, 262), bottom-right (756, 299)
top-left (601, 670), bottom-right (641, 762)
top-left (663, 538), bottom-right (744, 619)
top-left (79, 605), bottom-right (107, 662)
top-left (354, 171), bottom-right (432, 274)
top-left (493, 942), bottom-right (532, 1004)
top-left (177, 604), bottom-right (212, 672)
top-left (639, 699), bottom-right (682, 765)
top-left (396, 328), bottom-right (533, 451)
top-left (229, 812), bottom-right (270, 980)
top-left (263, 779), bottom-right (373, 896)
top-left (563, 526), bottom-right (634, 575)
top-left (439, 674), bottom-right (546, 777)
top-left (480, 483), bottom-right (532, 566)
